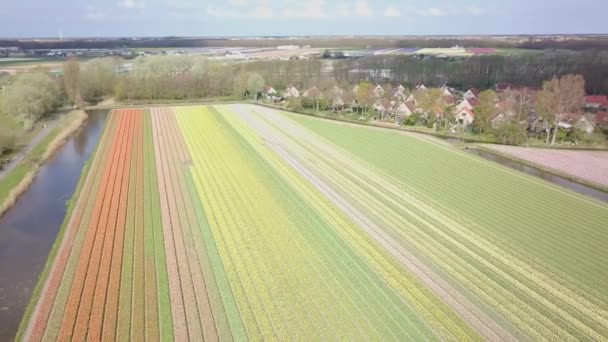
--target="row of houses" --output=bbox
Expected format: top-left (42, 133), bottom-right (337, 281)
top-left (264, 83), bottom-right (608, 134)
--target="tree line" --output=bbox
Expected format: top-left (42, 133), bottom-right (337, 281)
top-left (3, 36), bottom-right (608, 50)
top-left (332, 50), bottom-right (608, 94)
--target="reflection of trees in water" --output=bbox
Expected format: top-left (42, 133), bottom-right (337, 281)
top-left (74, 111), bottom-right (105, 156)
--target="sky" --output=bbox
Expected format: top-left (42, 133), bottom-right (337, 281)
top-left (1, 0), bottom-right (607, 38)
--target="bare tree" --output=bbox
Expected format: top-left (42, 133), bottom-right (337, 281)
top-left (63, 58), bottom-right (82, 107)
top-left (536, 74), bottom-right (585, 144)
top-left (305, 86), bottom-right (323, 111)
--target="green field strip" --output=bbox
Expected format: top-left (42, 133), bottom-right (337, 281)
top-left (289, 114), bottom-right (608, 289)
top-left (282, 115), bottom-right (608, 332)
top-left (216, 108), bottom-right (439, 341)
top-left (340, 143), bottom-right (608, 308)
top-left (41, 113), bottom-right (121, 341)
top-left (144, 111), bottom-right (174, 341)
top-left (116, 111), bottom-right (139, 341)
top-left (284, 110), bottom-right (608, 340)
top-left (223, 105), bottom-right (484, 335)
top-left (160, 109), bottom-right (218, 341)
top-left (282, 112), bottom-right (608, 288)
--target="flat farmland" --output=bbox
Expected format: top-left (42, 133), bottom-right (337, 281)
top-left (21, 104), bottom-right (608, 341)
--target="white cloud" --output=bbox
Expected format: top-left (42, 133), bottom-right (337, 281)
top-left (419, 7), bottom-right (447, 17)
top-left (118, 0), bottom-right (145, 9)
top-left (354, 0), bottom-right (372, 17)
top-left (384, 6), bottom-right (400, 17)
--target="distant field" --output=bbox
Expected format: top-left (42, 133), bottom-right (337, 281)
top-left (415, 48), bottom-right (473, 57)
top-left (21, 104), bottom-right (608, 340)
top-left (0, 58), bottom-right (58, 65)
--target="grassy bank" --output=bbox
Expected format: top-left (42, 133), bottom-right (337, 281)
top-left (0, 110), bottom-right (88, 217)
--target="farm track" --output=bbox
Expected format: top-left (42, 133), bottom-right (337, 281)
top-left (22, 104), bottom-right (608, 341)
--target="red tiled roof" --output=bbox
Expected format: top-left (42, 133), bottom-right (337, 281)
top-left (585, 95), bottom-right (608, 107)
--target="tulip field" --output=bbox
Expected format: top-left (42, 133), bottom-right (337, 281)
top-left (21, 104), bottom-right (608, 341)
